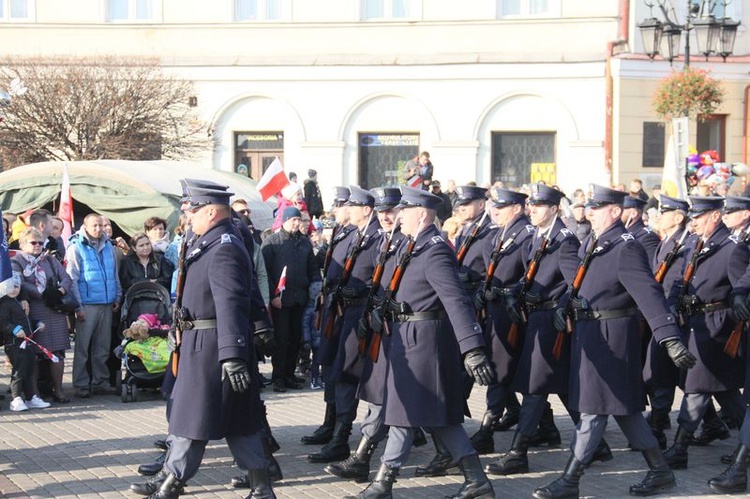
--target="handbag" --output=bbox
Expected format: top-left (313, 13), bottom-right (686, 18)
top-left (43, 277), bottom-right (80, 314)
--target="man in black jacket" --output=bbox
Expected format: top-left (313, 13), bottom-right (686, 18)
top-left (262, 207), bottom-right (321, 392)
top-left (304, 169), bottom-right (325, 220)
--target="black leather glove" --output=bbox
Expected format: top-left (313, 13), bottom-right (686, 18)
top-left (553, 307), bottom-right (567, 332)
top-left (356, 316), bottom-right (369, 339)
top-left (253, 328), bottom-right (276, 357)
top-left (473, 290), bottom-right (486, 312)
top-left (463, 348), bottom-right (493, 386)
top-left (221, 358), bottom-right (252, 393)
top-left (505, 294), bottom-right (522, 324)
top-left (662, 338), bottom-right (697, 369)
top-left (731, 293), bottom-right (750, 322)
top-left (370, 306), bottom-right (384, 335)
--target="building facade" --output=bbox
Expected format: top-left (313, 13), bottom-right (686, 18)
top-left (1, 0), bottom-right (748, 197)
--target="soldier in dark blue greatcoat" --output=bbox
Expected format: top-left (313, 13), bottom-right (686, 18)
top-left (623, 195), bottom-right (661, 263)
top-left (533, 184), bottom-right (695, 499)
top-left (301, 187), bottom-right (355, 451)
top-left (642, 195), bottom-right (692, 450)
top-left (326, 187), bottom-right (405, 482)
top-left (663, 196), bottom-right (750, 471)
top-left (345, 186), bottom-right (495, 499)
top-left (131, 185), bottom-right (273, 499)
top-left (308, 186), bottom-right (382, 464)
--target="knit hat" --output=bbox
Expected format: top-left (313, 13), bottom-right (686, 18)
top-left (0, 271), bottom-right (21, 299)
top-left (282, 207), bottom-right (302, 222)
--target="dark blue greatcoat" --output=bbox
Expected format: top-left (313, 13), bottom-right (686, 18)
top-left (482, 215), bottom-right (535, 384)
top-left (357, 230), bottom-right (406, 406)
top-left (326, 218), bottom-right (382, 384)
top-left (627, 218), bottom-right (661, 265)
top-left (318, 224), bottom-right (357, 368)
top-left (168, 218), bottom-right (262, 440)
top-left (680, 222), bottom-right (749, 393)
top-left (383, 224), bottom-right (485, 427)
top-left (513, 219), bottom-right (579, 395)
top-left (457, 214), bottom-right (495, 293)
top-left (642, 229), bottom-right (693, 388)
top-left (569, 221), bottom-right (680, 416)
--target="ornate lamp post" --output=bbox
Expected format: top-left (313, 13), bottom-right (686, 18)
top-left (638, 0), bottom-right (740, 66)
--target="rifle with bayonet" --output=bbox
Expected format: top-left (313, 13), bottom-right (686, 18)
top-left (478, 230), bottom-right (517, 322)
top-left (654, 226), bottom-right (690, 284)
top-left (170, 234), bottom-right (191, 377)
top-left (359, 224), bottom-right (397, 355)
top-left (725, 224), bottom-right (750, 358)
top-left (552, 235), bottom-right (598, 360)
top-left (456, 211), bottom-right (488, 266)
top-left (315, 225), bottom-right (340, 330)
top-left (323, 216), bottom-right (372, 341)
top-left (675, 237), bottom-right (705, 327)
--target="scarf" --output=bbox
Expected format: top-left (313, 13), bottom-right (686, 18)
top-left (22, 253), bottom-right (48, 294)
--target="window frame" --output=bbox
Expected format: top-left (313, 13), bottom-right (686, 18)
top-left (105, 0), bottom-right (162, 23)
top-left (0, 0), bottom-right (36, 22)
top-left (360, 0), bottom-right (421, 21)
top-left (234, 0), bottom-right (288, 22)
top-left (496, 0), bottom-right (561, 19)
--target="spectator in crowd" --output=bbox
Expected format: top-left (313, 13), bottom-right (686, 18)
top-left (27, 209), bottom-right (62, 262)
top-left (9, 209), bottom-right (32, 249)
top-left (614, 183), bottom-right (627, 192)
top-left (12, 227), bottom-right (74, 403)
top-left (0, 271), bottom-right (51, 412)
top-left (403, 151), bottom-right (434, 190)
top-left (66, 213), bottom-right (122, 398)
top-left (564, 202), bottom-right (592, 241)
top-left (430, 180), bottom-right (453, 223)
top-left (165, 214), bottom-right (189, 298)
top-left (445, 179), bottom-right (458, 206)
top-left (119, 232), bottom-right (174, 292)
top-left (441, 216), bottom-right (463, 249)
top-left (231, 199), bottom-right (262, 246)
top-left (262, 206), bottom-right (320, 393)
top-left (289, 171), bottom-right (298, 183)
top-left (630, 178), bottom-right (649, 201)
top-left (304, 169), bottom-right (325, 220)
top-left (144, 216), bottom-right (170, 256)
top-left (272, 182), bottom-right (308, 232)
top-left (645, 184), bottom-right (661, 212)
top-left (50, 217), bottom-right (66, 254)
top-left (101, 217), bottom-right (128, 261)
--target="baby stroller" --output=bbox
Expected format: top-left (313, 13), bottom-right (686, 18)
top-left (114, 281), bottom-right (172, 402)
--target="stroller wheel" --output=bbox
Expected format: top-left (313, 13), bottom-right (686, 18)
top-left (121, 384), bottom-right (129, 403)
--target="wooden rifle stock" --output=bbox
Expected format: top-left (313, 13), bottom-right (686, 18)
top-left (170, 235), bottom-right (190, 377)
top-left (510, 235), bottom-right (549, 348)
top-left (724, 320), bottom-right (745, 358)
top-left (676, 239), bottom-right (704, 327)
top-left (359, 237), bottom-right (389, 355)
top-left (456, 212), bottom-right (487, 266)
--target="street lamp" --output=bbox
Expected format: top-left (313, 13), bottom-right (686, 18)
top-left (638, 0), bottom-right (740, 66)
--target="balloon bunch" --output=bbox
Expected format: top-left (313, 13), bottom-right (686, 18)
top-left (686, 146), bottom-right (749, 188)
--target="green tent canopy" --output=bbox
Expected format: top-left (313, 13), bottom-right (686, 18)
top-left (0, 160), bottom-right (276, 236)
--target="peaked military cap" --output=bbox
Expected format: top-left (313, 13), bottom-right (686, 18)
top-left (724, 196), bottom-right (750, 213)
top-left (371, 187), bottom-right (401, 211)
top-left (585, 184), bottom-right (628, 208)
top-left (345, 185), bottom-right (375, 207)
top-left (332, 186), bottom-right (351, 207)
top-left (528, 183), bottom-right (564, 206)
top-left (490, 187), bottom-right (528, 207)
top-left (180, 178), bottom-right (229, 202)
top-left (623, 196), bottom-right (648, 210)
top-left (453, 185), bottom-right (488, 206)
top-left (185, 186), bottom-right (234, 207)
top-left (659, 195), bottom-right (688, 213)
top-left (688, 196), bottom-right (724, 217)
top-left (397, 185), bottom-right (443, 211)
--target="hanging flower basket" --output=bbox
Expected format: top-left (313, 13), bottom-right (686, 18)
top-left (652, 67), bottom-right (724, 121)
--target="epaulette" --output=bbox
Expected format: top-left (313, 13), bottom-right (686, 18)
top-left (220, 233), bottom-right (234, 244)
top-left (559, 228), bottom-right (573, 238)
top-left (621, 233), bottom-right (635, 241)
top-left (728, 235), bottom-right (740, 244)
top-left (642, 227), bottom-right (653, 234)
top-left (525, 225), bottom-right (535, 233)
top-left (431, 235), bottom-right (444, 244)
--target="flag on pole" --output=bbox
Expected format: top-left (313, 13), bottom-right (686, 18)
top-left (274, 265), bottom-right (287, 297)
top-left (661, 117), bottom-right (690, 199)
top-left (58, 164), bottom-right (74, 245)
top-left (0, 208), bottom-right (11, 284)
top-left (257, 157), bottom-right (289, 201)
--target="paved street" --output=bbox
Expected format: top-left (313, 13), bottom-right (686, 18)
top-left (0, 356), bottom-right (742, 498)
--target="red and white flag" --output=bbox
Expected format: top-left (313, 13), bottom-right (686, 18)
top-left (407, 175), bottom-right (423, 188)
top-left (274, 265), bottom-right (287, 297)
top-left (257, 157), bottom-right (289, 201)
top-left (58, 164), bottom-right (74, 246)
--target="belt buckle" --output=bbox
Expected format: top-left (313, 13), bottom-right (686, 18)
top-left (184, 320), bottom-right (194, 330)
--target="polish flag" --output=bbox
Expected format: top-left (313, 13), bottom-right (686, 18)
top-left (58, 164), bottom-right (74, 246)
top-left (274, 265), bottom-right (287, 297)
top-left (257, 157), bottom-right (289, 201)
top-left (407, 175), bottom-right (423, 188)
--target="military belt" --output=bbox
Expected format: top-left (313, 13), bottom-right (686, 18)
top-left (178, 319), bottom-right (217, 330)
top-left (572, 307), bottom-right (638, 321)
top-left (388, 310), bottom-right (447, 323)
top-left (526, 300), bottom-right (558, 314)
top-left (487, 287), bottom-right (514, 302)
top-left (689, 300), bottom-right (729, 315)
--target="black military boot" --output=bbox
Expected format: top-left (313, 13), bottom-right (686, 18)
top-left (692, 403), bottom-right (730, 446)
top-left (663, 426), bottom-right (692, 470)
top-left (326, 436), bottom-right (378, 482)
top-left (415, 434), bottom-right (459, 477)
top-left (146, 473), bottom-right (185, 499)
top-left (532, 455), bottom-right (585, 499)
top-left (301, 403), bottom-right (336, 445)
top-left (262, 402), bottom-right (280, 453)
top-left (629, 446), bottom-right (676, 496)
top-left (413, 427), bottom-right (428, 447)
top-left (470, 412), bottom-right (497, 455)
top-left (589, 439), bottom-right (613, 465)
top-left (448, 453), bottom-right (495, 498)
top-left (494, 394), bottom-right (520, 432)
top-left (245, 468), bottom-right (277, 499)
top-left (308, 421), bottom-right (352, 463)
top-left (342, 463), bottom-right (399, 499)
top-left (130, 469), bottom-right (168, 496)
top-left (485, 432), bottom-right (530, 476)
top-left (528, 402), bottom-right (561, 448)
top-left (709, 444), bottom-right (749, 493)
top-left (138, 452), bottom-right (166, 476)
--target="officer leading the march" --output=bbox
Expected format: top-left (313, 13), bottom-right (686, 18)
top-left (131, 184), bottom-right (273, 499)
top-left (533, 184), bottom-right (695, 499)
top-left (345, 186), bottom-right (495, 499)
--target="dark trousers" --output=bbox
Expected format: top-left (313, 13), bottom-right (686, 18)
top-left (676, 391), bottom-right (746, 433)
top-left (271, 304), bottom-right (304, 382)
top-left (572, 413), bottom-right (657, 463)
top-left (5, 343), bottom-right (36, 400)
top-left (381, 425), bottom-right (475, 468)
top-left (516, 393), bottom-right (578, 437)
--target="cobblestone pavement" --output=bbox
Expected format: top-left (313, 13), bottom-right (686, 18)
top-left (0, 355), bottom-right (742, 498)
